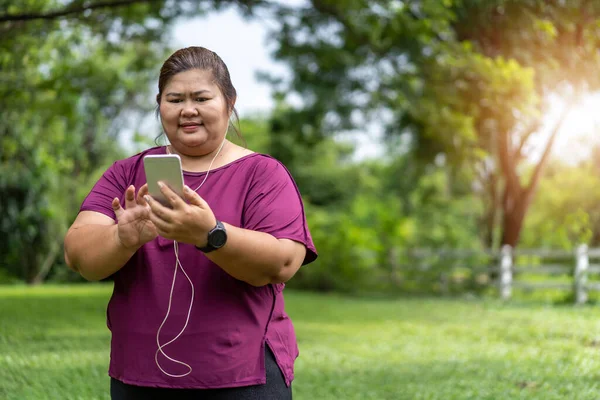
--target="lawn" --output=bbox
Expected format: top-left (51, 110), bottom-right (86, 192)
top-left (2, 285), bottom-right (600, 399)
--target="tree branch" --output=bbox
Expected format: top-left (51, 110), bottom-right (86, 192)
top-left (524, 100), bottom-right (573, 198)
top-left (0, 0), bottom-right (163, 23)
top-left (577, 0), bottom-right (593, 47)
top-left (513, 120), bottom-right (540, 162)
top-left (497, 130), bottom-right (522, 199)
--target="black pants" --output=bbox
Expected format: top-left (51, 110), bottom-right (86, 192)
top-left (110, 345), bottom-right (292, 400)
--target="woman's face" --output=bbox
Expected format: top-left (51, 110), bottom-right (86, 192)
top-left (159, 69), bottom-right (231, 156)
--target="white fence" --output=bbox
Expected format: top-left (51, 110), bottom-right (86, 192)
top-left (402, 245), bottom-right (600, 304)
top-left (498, 244), bottom-right (600, 304)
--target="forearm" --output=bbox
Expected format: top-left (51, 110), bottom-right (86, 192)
top-left (204, 223), bottom-right (291, 287)
top-left (64, 224), bottom-right (138, 281)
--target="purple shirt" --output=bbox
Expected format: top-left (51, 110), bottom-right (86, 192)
top-left (80, 146), bottom-right (317, 389)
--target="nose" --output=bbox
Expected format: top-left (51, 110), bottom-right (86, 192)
top-left (180, 100), bottom-right (199, 117)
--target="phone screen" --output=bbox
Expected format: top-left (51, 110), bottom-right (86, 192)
top-left (143, 154), bottom-right (184, 207)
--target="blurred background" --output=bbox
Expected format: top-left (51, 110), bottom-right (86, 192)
top-left (4, 1), bottom-right (600, 399)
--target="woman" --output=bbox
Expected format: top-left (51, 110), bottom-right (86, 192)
top-left (64, 46), bottom-right (317, 399)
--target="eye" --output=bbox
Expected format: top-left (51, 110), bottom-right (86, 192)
top-left (167, 99), bottom-right (183, 103)
top-left (195, 97), bottom-right (208, 102)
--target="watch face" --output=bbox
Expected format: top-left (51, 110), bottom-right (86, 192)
top-left (210, 230), bottom-right (227, 248)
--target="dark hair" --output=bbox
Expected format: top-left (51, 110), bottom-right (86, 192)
top-left (154, 46), bottom-right (243, 144)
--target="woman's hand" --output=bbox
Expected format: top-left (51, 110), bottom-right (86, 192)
top-left (145, 183), bottom-right (217, 247)
top-left (112, 184), bottom-right (158, 249)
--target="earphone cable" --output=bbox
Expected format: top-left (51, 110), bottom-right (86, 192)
top-left (155, 136), bottom-right (227, 377)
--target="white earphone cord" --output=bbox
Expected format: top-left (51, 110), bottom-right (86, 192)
top-left (155, 137), bottom-right (227, 378)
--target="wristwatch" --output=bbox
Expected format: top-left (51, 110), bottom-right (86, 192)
top-left (196, 220), bottom-right (227, 253)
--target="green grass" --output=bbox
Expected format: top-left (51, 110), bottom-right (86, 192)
top-left (2, 285), bottom-right (600, 399)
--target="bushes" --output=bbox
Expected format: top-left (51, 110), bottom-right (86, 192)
top-left (288, 163), bottom-right (486, 295)
top-left (289, 187), bottom-right (484, 294)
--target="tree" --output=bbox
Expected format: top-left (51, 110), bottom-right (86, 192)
top-left (451, 0), bottom-right (600, 247)
top-left (265, 0), bottom-right (600, 248)
top-left (0, 0), bottom-right (267, 283)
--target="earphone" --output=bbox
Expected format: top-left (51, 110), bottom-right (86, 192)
top-left (154, 137), bottom-right (227, 378)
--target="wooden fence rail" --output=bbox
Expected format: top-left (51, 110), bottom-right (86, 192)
top-left (402, 245), bottom-right (599, 304)
top-left (498, 244), bottom-right (591, 304)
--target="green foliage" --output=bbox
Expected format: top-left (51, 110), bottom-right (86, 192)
top-left (291, 194), bottom-right (408, 292)
top-left (288, 154), bottom-right (483, 294)
top-left (521, 160), bottom-right (600, 249)
top-left (266, 0), bottom-right (600, 249)
top-left (4, 0), bottom-right (600, 293)
top-left (229, 115), bottom-right (272, 153)
top-left (0, 0), bottom-right (266, 283)
top-left (266, 102), bottom-right (363, 208)
top-left (5, 285), bottom-right (600, 399)
top-left (454, 0), bottom-right (600, 91)
top-left (406, 167), bottom-right (482, 247)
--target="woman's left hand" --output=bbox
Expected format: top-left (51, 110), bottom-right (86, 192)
top-left (145, 182), bottom-right (216, 247)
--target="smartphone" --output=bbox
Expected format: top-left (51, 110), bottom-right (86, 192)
top-left (143, 154), bottom-right (184, 207)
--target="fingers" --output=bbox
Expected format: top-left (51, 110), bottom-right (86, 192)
top-left (184, 185), bottom-right (211, 209)
top-left (137, 184), bottom-right (149, 206)
top-left (158, 181), bottom-right (186, 209)
top-left (183, 185), bottom-right (208, 208)
top-left (112, 197), bottom-right (124, 219)
top-left (144, 196), bottom-right (176, 238)
top-left (124, 185), bottom-right (136, 209)
top-left (147, 209), bottom-right (171, 234)
top-left (144, 194), bottom-right (173, 223)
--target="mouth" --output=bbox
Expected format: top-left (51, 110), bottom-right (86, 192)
top-left (179, 122), bottom-right (203, 132)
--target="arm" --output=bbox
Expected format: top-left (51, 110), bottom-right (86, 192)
top-left (205, 225), bottom-right (307, 287)
top-left (64, 185), bottom-right (156, 281)
top-left (146, 184), bottom-right (307, 287)
top-left (64, 211), bottom-right (137, 281)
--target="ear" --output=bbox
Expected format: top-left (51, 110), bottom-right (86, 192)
top-left (156, 93), bottom-right (161, 105)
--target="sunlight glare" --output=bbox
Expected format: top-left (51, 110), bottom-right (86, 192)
top-left (536, 92), bottom-right (600, 164)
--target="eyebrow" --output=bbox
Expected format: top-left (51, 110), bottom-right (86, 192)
top-left (165, 90), bottom-right (211, 96)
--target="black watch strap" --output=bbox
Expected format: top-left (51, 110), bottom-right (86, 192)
top-left (196, 220), bottom-right (227, 253)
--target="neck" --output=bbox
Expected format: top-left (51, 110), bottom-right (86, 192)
top-left (167, 139), bottom-right (228, 173)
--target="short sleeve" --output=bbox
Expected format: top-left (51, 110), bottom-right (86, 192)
top-left (243, 158), bottom-right (317, 265)
top-left (79, 161), bottom-right (130, 221)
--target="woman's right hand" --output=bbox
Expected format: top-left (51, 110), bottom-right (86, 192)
top-left (112, 184), bottom-right (158, 249)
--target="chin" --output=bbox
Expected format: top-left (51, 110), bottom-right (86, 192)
top-left (177, 133), bottom-right (208, 145)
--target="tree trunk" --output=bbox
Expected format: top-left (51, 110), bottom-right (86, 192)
top-left (500, 194), bottom-right (529, 247)
top-left (483, 173), bottom-right (498, 248)
top-left (497, 99), bottom-right (573, 248)
top-left (387, 247), bottom-right (402, 287)
top-left (29, 241), bottom-right (60, 285)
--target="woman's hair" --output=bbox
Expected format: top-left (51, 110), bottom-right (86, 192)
top-left (155, 46), bottom-right (243, 144)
